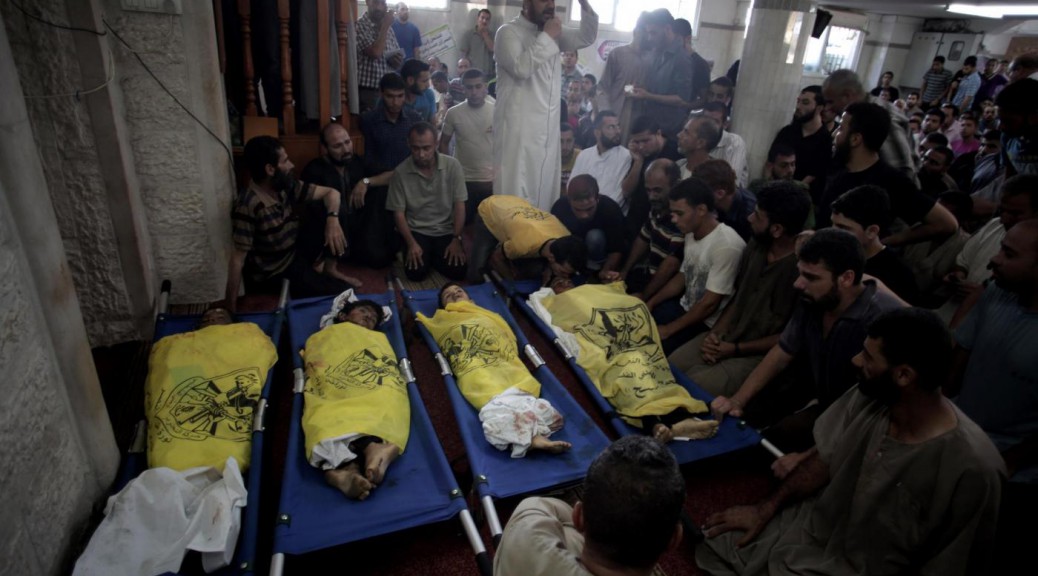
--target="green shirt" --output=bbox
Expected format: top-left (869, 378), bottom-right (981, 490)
top-left (386, 153), bottom-right (468, 237)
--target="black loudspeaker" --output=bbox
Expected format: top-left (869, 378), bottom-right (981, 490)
top-left (812, 9), bottom-right (833, 38)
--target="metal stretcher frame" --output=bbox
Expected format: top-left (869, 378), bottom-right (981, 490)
top-left (116, 279), bottom-right (288, 576)
top-left (399, 279), bottom-right (612, 546)
top-left (495, 276), bottom-right (777, 465)
top-left (270, 284), bottom-right (490, 576)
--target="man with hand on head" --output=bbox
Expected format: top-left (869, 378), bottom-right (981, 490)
top-left (494, 0), bottom-right (599, 211)
top-left (356, 0), bottom-right (404, 111)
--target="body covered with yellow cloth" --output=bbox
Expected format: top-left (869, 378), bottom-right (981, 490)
top-left (302, 321), bottom-right (410, 461)
top-left (146, 322), bottom-right (277, 471)
top-left (478, 195), bottom-right (571, 259)
top-left (417, 300), bottom-right (541, 409)
top-left (541, 283), bottom-right (708, 427)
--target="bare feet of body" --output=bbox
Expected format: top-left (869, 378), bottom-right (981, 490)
top-left (654, 419), bottom-right (720, 442)
top-left (530, 434), bottom-right (572, 454)
top-left (321, 258), bottom-right (363, 288)
top-left (363, 441), bottom-right (401, 484)
top-left (325, 462), bottom-right (373, 500)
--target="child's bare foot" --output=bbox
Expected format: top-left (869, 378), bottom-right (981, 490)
top-left (530, 435), bottom-right (572, 454)
top-left (672, 418), bottom-right (720, 440)
top-left (363, 441), bottom-right (401, 484)
top-left (325, 462), bottom-right (373, 500)
top-left (322, 258), bottom-right (363, 287)
top-left (652, 423), bottom-right (673, 443)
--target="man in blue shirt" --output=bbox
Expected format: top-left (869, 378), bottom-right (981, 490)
top-left (951, 56), bottom-right (982, 111)
top-left (390, 3), bottom-right (422, 60)
top-left (398, 58), bottom-right (437, 123)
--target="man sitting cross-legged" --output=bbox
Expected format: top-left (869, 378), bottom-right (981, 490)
top-left (303, 300), bottom-right (409, 500)
top-left (417, 283), bottom-right (571, 457)
top-left (669, 181), bottom-right (811, 398)
top-left (697, 307), bottom-right (1004, 576)
top-left (495, 436), bottom-right (686, 576)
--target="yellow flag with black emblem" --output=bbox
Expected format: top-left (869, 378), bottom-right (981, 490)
top-left (417, 301), bottom-right (541, 409)
top-left (543, 283), bottom-right (708, 427)
top-left (146, 322), bottom-right (277, 471)
top-left (302, 322), bottom-right (410, 460)
top-left (478, 195), bottom-right (571, 259)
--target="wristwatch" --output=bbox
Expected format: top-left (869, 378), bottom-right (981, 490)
top-left (326, 211), bottom-right (338, 218)
top-left (362, 178), bottom-right (371, 185)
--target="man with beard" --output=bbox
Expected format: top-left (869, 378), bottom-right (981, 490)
top-left (398, 58), bottom-right (437, 123)
top-left (560, 123), bottom-right (581, 191)
top-left (387, 123), bottom-right (468, 281)
top-left (570, 111), bottom-right (634, 213)
top-left (917, 146), bottom-right (959, 198)
top-left (953, 219), bottom-right (1038, 574)
top-left (301, 123), bottom-right (395, 271)
top-left (551, 174), bottom-right (626, 280)
top-left (770, 85), bottom-right (832, 205)
top-left (356, 0), bottom-right (404, 112)
top-left (710, 229), bottom-right (903, 449)
top-left (670, 181), bottom-right (810, 398)
top-left (227, 136), bottom-right (348, 311)
top-left (702, 103), bottom-right (749, 189)
top-left (699, 306), bottom-right (1003, 576)
top-left (622, 116), bottom-right (682, 240)
top-left (817, 102), bottom-right (957, 248)
top-left (903, 91), bottom-right (924, 117)
top-left (493, 0), bottom-right (598, 212)
top-left (996, 78), bottom-right (1038, 177)
top-left (648, 178), bottom-right (745, 354)
top-left (619, 159), bottom-right (684, 300)
top-left (822, 69), bottom-right (919, 181)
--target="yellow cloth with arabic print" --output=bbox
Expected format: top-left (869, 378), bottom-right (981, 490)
top-left (417, 300), bottom-right (541, 409)
top-left (146, 322), bottom-right (277, 471)
top-left (478, 195), bottom-right (571, 259)
top-left (302, 322), bottom-right (410, 460)
top-left (542, 282), bottom-right (707, 427)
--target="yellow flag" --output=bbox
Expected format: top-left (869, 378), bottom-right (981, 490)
top-left (478, 195), bottom-right (571, 259)
top-left (543, 283), bottom-right (708, 427)
top-left (146, 322), bottom-right (277, 471)
top-left (302, 322), bottom-right (411, 459)
top-left (417, 300), bottom-right (541, 409)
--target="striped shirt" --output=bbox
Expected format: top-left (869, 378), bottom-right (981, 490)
top-left (232, 181), bottom-right (315, 280)
top-left (921, 69), bottom-right (953, 103)
top-left (638, 210), bottom-right (684, 273)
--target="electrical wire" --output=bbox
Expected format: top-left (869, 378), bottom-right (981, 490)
top-left (10, 0), bottom-right (106, 36)
top-left (102, 17), bottom-right (235, 171)
top-left (24, 44), bottom-right (116, 100)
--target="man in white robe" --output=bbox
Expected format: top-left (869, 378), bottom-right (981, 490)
top-left (493, 0), bottom-right (599, 212)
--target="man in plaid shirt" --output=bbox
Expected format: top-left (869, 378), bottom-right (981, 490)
top-left (356, 0), bottom-right (404, 112)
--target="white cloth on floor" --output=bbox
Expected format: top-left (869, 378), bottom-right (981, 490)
top-left (318, 288), bottom-right (393, 329)
top-left (480, 387), bottom-right (564, 458)
top-left (309, 432), bottom-right (364, 470)
top-left (527, 287), bottom-right (581, 359)
top-left (73, 458), bottom-right (246, 576)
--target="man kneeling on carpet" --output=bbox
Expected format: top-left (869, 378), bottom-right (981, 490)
top-left (417, 283), bottom-right (572, 457)
top-left (531, 279), bottom-right (719, 442)
top-left (302, 298), bottom-right (409, 500)
top-left (494, 436), bottom-right (686, 575)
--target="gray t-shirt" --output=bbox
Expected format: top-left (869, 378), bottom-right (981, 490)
top-left (386, 154), bottom-right (468, 236)
top-left (442, 101), bottom-right (495, 182)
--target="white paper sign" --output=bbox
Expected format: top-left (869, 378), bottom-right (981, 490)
top-left (421, 24), bottom-right (456, 60)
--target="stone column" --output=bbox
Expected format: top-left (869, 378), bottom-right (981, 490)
top-left (730, 0), bottom-right (817, 182)
top-left (0, 11), bottom-right (119, 573)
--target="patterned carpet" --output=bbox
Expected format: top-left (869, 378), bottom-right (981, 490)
top-left (91, 262), bottom-right (775, 576)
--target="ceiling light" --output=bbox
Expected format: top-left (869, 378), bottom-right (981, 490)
top-left (947, 3), bottom-right (1038, 18)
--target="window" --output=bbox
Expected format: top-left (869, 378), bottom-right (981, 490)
top-left (570, 0), bottom-right (700, 33)
top-left (397, 0), bottom-right (449, 10)
top-left (803, 25), bottom-right (862, 75)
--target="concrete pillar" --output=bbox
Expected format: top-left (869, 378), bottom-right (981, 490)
top-left (860, 14), bottom-right (897, 87)
top-left (0, 10), bottom-right (119, 574)
top-left (730, 0), bottom-right (817, 181)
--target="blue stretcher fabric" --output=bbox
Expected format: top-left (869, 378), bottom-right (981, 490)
top-left (507, 280), bottom-right (762, 465)
top-left (116, 309), bottom-right (284, 576)
top-left (403, 282), bottom-right (611, 500)
top-left (273, 293), bottom-right (468, 557)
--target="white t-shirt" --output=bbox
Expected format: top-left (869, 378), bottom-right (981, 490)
top-left (679, 222), bottom-right (746, 327)
top-left (442, 100), bottom-right (495, 182)
top-left (570, 145), bottom-right (633, 214)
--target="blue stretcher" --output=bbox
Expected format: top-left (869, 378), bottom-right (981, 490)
top-left (400, 281), bottom-right (612, 546)
top-left (116, 280), bottom-right (287, 576)
top-left (270, 286), bottom-right (489, 576)
top-left (499, 277), bottom-right (767, 465)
